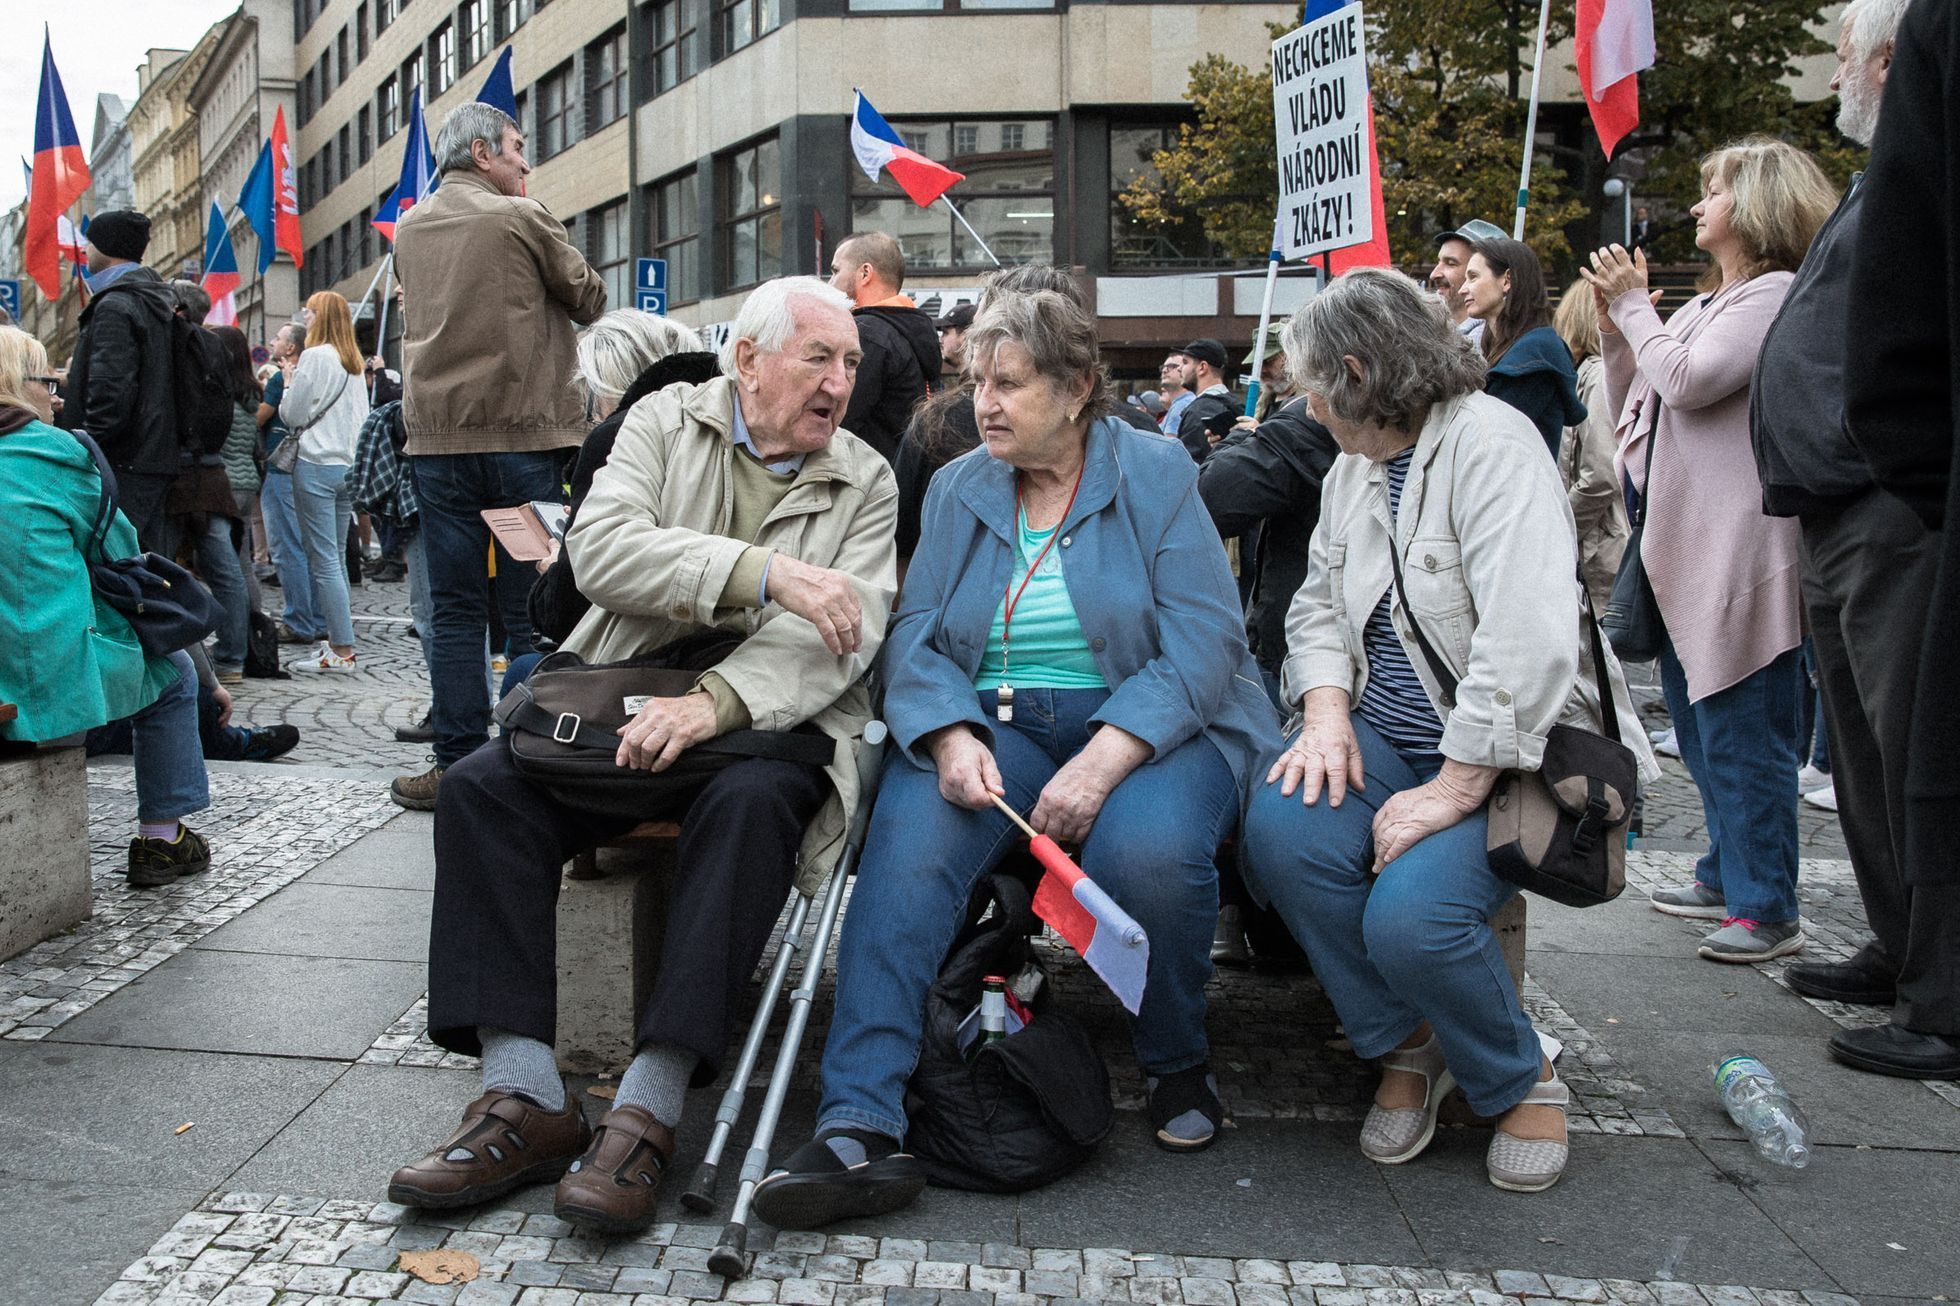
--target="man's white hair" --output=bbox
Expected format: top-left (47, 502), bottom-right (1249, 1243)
top-left (433, 102), bottom-right (518, 174)
top-left (1844, 0), bottom-right (1912, 65)
top-left (719, 276), bottom-right (854, 375)
top-left (574, 310), bottom-right (704, 401)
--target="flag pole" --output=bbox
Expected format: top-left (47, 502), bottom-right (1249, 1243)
top-left (1512, 0), bottom-right (1553, 241)
top-left (1244, 212), bottom-right (1286, 419)
top-left (940, 194), bottom-right (1003, 268)
top-left (369, 250), bottom-right (397, 401)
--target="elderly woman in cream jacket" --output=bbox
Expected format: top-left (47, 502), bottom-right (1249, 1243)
top-left (1242, 270), bottom-right (1657, 1196)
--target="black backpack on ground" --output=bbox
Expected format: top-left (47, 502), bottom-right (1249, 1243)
top-left (171, 315), bottom-right (236, 457)
top-left (903, 873), bottom-right (1113, 1193)
top-left (244, 610), bottom-right (288, 679)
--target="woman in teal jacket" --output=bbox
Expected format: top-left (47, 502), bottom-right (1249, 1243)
top-left (0, 326), bottom-right (213, 887)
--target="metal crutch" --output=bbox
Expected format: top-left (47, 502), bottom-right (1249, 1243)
top-left (708, 721), bottom-right (888, 1279)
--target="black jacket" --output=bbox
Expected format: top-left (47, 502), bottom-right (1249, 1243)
top-left (64, 267), bottom-right (181, 475)
top-left (846, 303), bottom-right (940, 462)
top-left (1176, 388), bottom-right (1237, 463)
top-left (894, 392), bottom-right (981, 562)
top-left (1750, 180), bottom-right (1873, 517)
top-left (1844, 0), bottom-right (1959, 883)
top-left (1197, 395), bottom-right (1341, 676)
top-left (527, 351), bottom-right (722, 646)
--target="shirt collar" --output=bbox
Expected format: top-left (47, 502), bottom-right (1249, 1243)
top-left (729, 395), bottom-right (807, 475)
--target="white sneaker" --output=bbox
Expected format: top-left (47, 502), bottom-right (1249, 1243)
top-left (1797, 763), bottom-right (1831, 792)
top-left (1653, 727), bottom-right (1680, 759)
top-left (313, 641), bottom-right (358, 672)
top-left (1802, 781), bottom-right (1837, 812)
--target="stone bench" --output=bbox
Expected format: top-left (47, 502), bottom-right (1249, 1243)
top-left (0, 713), bottom-right (93, 964)
top-left (556, 821), bottom-right (682, 1074)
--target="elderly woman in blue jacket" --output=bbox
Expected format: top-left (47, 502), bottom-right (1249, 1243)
top-left (753, 287), bottom-right (1279, 1229)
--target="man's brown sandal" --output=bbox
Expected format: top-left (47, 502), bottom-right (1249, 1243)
top-left (553, 1104), bottom-right (676, 1235)
top-left (387, 1091), bottom-right (591, 1209)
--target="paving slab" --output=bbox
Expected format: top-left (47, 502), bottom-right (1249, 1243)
top-left (1382, 1132), bottom-right (1839, 1289)
top-left (1524, 894), bottom-right (1711, 960)
top-left (194, 880), bottom-right (432, 963)
top-left (1016, 1115), bottom-right (1425, 1267)
top-left (0, 1178), bottom-right (208, 1306)
top-left (45, 948), bottom-right (427, 1060)
top-left (1697, 1138), bottom-right (1960, 1300)
top-left (1597, 1028), bottom-right (1960, 1152)
top-left (1525, 952), bottom-right (1840, 1039)
top-left (297, 810), bottom-right (435, 891)
top-left (0, 1041), bottom-right (340, 1185)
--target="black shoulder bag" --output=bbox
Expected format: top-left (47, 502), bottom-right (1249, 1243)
top-left (1600, 401), bottom-right (1664, 662)
top-left (75, 431), bottom-right (223, 657)
top-left (1387, 548), bottom-right (1637, 908)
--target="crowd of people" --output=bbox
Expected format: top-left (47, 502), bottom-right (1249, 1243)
top-left (3, 0), bottom-right (1954, 1243)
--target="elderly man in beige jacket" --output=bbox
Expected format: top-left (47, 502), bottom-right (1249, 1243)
top-left (390, 101), bottom-right (608, 812)
top-left (387, 276), bottom-right (896, 1234)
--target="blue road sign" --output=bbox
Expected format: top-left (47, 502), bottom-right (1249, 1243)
top-left (0, 280), bottom-right (19, 321)
top-left (636, 258), bottom-right (667, 292)
top-left (636, 288), bottom-right (668, 316)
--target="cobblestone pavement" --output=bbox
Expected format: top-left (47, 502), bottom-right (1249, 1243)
top-left (93, 1193), bottom-right (1866, 1306)
top-left (1, 767), bottom-right (397, 1042)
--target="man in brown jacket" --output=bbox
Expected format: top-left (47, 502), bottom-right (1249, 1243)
top-left (390, 102), bottom-right (607, 809)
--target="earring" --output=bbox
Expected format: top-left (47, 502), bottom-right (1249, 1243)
top-left (1069, 408), bottom-right (1080, 423)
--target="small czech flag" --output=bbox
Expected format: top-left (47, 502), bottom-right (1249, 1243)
top-left (849, 89), bottom-right (965, 209)
top-left (1027, 834), bottom-right (1151, 1015)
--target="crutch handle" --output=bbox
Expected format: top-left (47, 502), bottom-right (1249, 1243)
top-left (680, 1161), bottom-right (719, 1213)
top-left (708, 1222), bottom-right (750, 1279)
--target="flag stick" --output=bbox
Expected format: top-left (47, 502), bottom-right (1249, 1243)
top-left (941, 194), bottom-right (1003, 268)
top-left (369, 251), bottom-right (397, 402)
top-left (1244, 213), bottom-right (1285, 418)
top-left (1512, 0), bottom-right (1553, 240)
top-left (989, 793), bottom-right (1038, 839)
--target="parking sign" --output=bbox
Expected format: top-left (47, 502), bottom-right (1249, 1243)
top-left (634, 258), bottom-right (667, 315)
top-left (0, 280), bottom-right (19, 321)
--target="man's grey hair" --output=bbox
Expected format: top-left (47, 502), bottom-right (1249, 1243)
top-left (1844, 0), bottom-right (1911, 66)
top-left (720, 276), bottom-right (855, 375)
top-left (1284, 268), bottom-right (1486, 432)
top-left (981, 262), bottom-right (1086, 310)
top-left (171, 279), bottom-right (210, 323)
top-left (277, 321), bottom-right (306, 348)
top-left (574, 310), bottom-right (704, 402)
top-left (434, 102), bottom-right (518, 174)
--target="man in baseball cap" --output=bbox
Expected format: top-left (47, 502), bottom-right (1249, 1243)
top-left (1173, 338), bottom-right (1234, 462)
top-left (1430, 218), bottom-right (1506, 344)
top-left (934, 300), bottom-right (975, 381)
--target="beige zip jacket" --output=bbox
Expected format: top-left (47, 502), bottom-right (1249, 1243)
top-left (563, 377), bottom-right (900, 891)
top-left (1282, 392), bottom-right (1659, 785)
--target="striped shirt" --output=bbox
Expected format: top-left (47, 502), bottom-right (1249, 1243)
top-left (1355, 448), bottom-right (1444, 763)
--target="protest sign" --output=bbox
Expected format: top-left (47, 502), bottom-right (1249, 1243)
top-left (1272, 5), bottom-right (1375, 260)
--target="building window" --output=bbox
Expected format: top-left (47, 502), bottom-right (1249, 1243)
top-left (337, 26), bottom-right (350, 85)
top-left (338, 124), bottom-right (353, 183)
top-left (587, 200), bottom-right (631, 310)
top-left (357, 4), bottom-right (371, 59)
top-left (297, 71), bottom-right (313, 127)
top-left (495, 0), bottom-right (533, 40)
top-left (586, 26), bottom-right (628, 130)
top-left (430, 21), bottom-right (457, 95)
top-left (378, 75), bottom-right (400, 139)
top-left (359, 207), bottom-right (374, 267)
top-left (378, 0), bottom-right (400, 32)
top-left (1108, 122), bottom-right (1239, 269)
top-left (717, 0), bottom-right (779, 58)
top-left (535, 62), bottom-right (577, 160)
top-left (850, 118), bottom-right (1054, 269)
top-left (320, 140), bottom-right (335, 195)
top-left (461, 0), bottom-right (490, 69)
top-left (649, 169), bottom-right (700, 305)
top-left (644, 0), bottom-right (702, 97)
top-left (358, 105), bottom-right (374, 163)
top-left (719, 136), bottom-right (780, 292)
top-left (402, 50), bottom-right (424, 108)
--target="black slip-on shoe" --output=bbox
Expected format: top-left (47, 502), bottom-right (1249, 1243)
top-left (1786, 957), bottom-right (1898, 1006)
top-left (750, 1131), bottom-right (926, 1230)
top-left (1829, 1024), bottom-right (1960, 1079)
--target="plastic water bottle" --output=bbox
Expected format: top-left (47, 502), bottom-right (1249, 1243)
top-left (1712, 1054), bottom-right (1811, 1168)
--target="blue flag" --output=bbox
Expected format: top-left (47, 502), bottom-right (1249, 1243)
top-left (476, 46), bottom-right (517, 119)
top-left (237, 140), bottom-right (277, 273)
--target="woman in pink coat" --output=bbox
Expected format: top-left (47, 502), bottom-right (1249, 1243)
top-left (1583, 137), bottom-right (1837, 965)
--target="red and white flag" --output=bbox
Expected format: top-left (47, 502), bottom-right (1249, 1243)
top-left (1576, 0), bottom-right (1655, 159)
top-left (1026, 834), bottom-right (1150, 1015)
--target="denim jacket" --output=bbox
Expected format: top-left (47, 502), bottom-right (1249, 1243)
top-left (883, 417), bottom-right (1281, 791)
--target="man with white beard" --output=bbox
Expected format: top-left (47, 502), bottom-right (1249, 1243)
top-left (1748, 0), bottom-right (1960, 1081)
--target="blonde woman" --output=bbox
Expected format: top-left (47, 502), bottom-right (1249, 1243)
top-left (1582, 137), bottom-right (1838, 962)
top-left (278, 290), bottom-right (371, 669)
top-left (1552, 282), bottom-right (1629, 610)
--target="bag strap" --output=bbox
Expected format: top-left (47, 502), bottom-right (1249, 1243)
top-left (70, 429), bottom-right (125, 566)
top-left (289, 362), bottom-right (351, 435)
top-left (1387, 523), bottom-right (1624, 747)
top-left (495, 681), bottom-right (837, 766)
top-left (1627, 399), bottom-right (1660, 529)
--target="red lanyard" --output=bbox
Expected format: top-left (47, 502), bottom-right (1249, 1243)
top-left (1001, 465), bottom-right (1085, 656)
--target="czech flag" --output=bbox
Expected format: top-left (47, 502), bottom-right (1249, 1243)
top-left (201, 203), bottom-right (241, 327)
top-left (1576, 0), bottom-right (1655, 159)
top-left (57, 214), bottom-right (88, 265)
top-left (850, 90), bottom-right (964, 209)
top-left (373, 89), bottom-right (437, 242)
top-left (1026, 834), bottom-right (1151, 1015)
top-left (476, 46), bottom-right (517, 119)
top-left (25, 29), bottom-right (92, 299)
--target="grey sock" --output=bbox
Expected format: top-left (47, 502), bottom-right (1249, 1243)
top-left (479, 1027), bottom-right (565, 1112)
top-left (614, 1043), bottom-right (697, 1128)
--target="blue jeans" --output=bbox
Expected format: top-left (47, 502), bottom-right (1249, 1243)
top-left (414, 451), bottom-right (563, 767)
top-left (816, 688), bottom-right (1238, 1142)
top-left (291, 459), bottom-right (355, 649)
top-left (1241, 713), bottom-right (1541, 1117)
top-left (191, 514), bottom-right (250, 668)
top-left (1659, 638), bottom-right (1802, 923)
top-left (260, 470), bottom-right (321, 638)
top-left (133, 652), bottom-right (209, 824)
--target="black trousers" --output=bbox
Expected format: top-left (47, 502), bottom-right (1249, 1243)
top-left (1800, 491), bottom-right (1960, 1035)
top-left (427, 735), bottom-right (831, 1078)
top-left (118, 471), bottom-right (177, 557)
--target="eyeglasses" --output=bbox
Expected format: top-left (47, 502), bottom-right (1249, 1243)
top-left (28, 375), bottom-right (59, 388)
